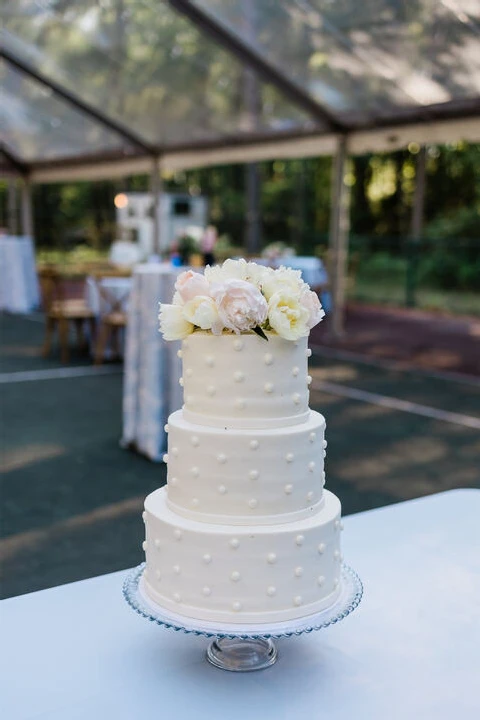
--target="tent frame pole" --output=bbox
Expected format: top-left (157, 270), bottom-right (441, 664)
top-left (329, 136), bottom-right (351, 339)
top-left (21, 179), bottom-right (34, 239)
top-left (150, 159), bottom-right (162, 257)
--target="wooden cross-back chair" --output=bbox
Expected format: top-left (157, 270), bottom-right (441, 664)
top-left (38, 267), bottom-right (96, 364)
top-left (91, 274), bottom-right (129, 365)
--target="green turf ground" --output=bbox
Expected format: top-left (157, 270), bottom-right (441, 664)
top-left (1, 313), bottom-right (479, 598)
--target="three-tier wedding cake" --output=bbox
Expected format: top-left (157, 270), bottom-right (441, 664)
top-left (142, 260), bottom-right (343, 624)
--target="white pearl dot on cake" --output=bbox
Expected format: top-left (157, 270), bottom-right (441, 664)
top-left (267, 552), bottom-right (277, 564)
top-left (318, 543), bottom-right (326, 554)
top-left (293, 393), bottom-right (301, 405)
top-left (229, 538), bottom-right (240, 549)
top-left (154, 538), bottom-right (161, 549)
top-left (284, 484), bottom-right (293, 494)
top-left (185, 368), bottom-right (193, 377)
top-left (202, 586), bottom-right (212, 597)
top-left (264, 382), bottom-right (274, 393)
top-left (173, 565), bottom-right (181, 574)
top-left (233, 371), bottom-right (245, 382)
top-left (206, 355), bottom-right (215, 367)
top-left (191, 466), bottom-right (199, 477)
top-left (191, 498), bottom-right (199, 507)
top-left (191, 436), bottom-right (200, 447)
top-left (233, 339), bottom-right (244, 351)
top-left (173, 593), bottom-right (181, 603)
top-left (248, 498), bottom-right (258, 509)
top-left (334, 550), bottom-right (341, 561)
top-left (164, 424), bottom-right (169, 433)
top-left (249, 469), bottom-right (259, 480)
top-left (155, 570), bottom-right (161, 580)
top-left (218, 484), bottom-right (227, 494)
top-left (162, 454), bottom-right (168, 463)
top-left (173, 529), bottom-right (182, 540)
top-left (234, 398), bottom-right (246, 410)
top-left (293, 595), bottom-right (303, 607)
top-left (295, 535), bottom-right (305, 546)
top-left (323, 440), bottom-right (328, 449)
top-left (317, 575), bottom-right (325, 586)
top-left (306, 491), bottom-right (314, 502)
top-left (142, 511), bottom-right (146, 522)
top-left (266, 586), bottom-right (276, 597)
top-left (203, 553), bottom-right (212, 564)
top-left (232, 601), bottom-right (242, 612)
top-left (177, 350), bottom-right (183, 359)
top-left (307, 375), bottom-right (312, 385)
top-left (171, 447), bottom-right (178, 457)
top-left (292, 366), bottom-right (299, 377)
top-left (294, 566), bottom-right (304, 577)
top-left (217, 453), bottom-right (227, 464)
top-left (309, 432), bottom-right (316, 443)
top-left (334, 520), bottom-right (341, 531)
top-left (142, 540), bottom-right (147, 551)
top-left (264, 353), bottom-right (273, 365)
top-left (308, 461), bottom-right (315, 472)
top-left (286, 452), bottom-right (294, 463)
top-left (306, 348), bottom-right (312, 357)
top-left (230, 571), bottom-right (241, 582)
top-left (178, 377), bottom-right (184, 387)
top-left (207, 385), bottom-right (216, 396)
top-left (250, 440), bottom-right (259, 450)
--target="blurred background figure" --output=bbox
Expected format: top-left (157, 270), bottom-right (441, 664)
top-left (201, 224), bottom-right (218, 266)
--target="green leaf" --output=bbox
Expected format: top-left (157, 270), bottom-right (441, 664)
top-left (253, 326), bottom-right (268, 341)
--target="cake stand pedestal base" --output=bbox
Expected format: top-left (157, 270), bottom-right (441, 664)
top-left (206, 637), bottom-right (277, 671)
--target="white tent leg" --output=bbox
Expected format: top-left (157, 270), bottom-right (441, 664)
top-left (150, 159), bottom-right (162, 257)
top-left (410, 145), bottom-right (426, 238)
top-left (329, 136), bottom-right (351, 339)
top-left (21, 180), bottom-right (34, 239)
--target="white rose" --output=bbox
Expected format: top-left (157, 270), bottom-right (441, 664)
top-left (175, 270), bottom-right (210, 303)
top-left (267, 290), bottom-right (310, 341)
top-left (261, 266), bottom-right (306, 301)
top-left (204, 258), bottom-right (248, 284)
top-left (158, 303), bottom-right (194, 341)
top-left (211, 278), bottom-right (268, 334)
top-left (182, 296), bottom-right (223, 335)
top-left (300, 288), bottom-right (325, 329)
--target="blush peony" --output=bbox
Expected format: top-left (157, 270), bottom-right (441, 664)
top-left (174, 270), bottom-right (210, 303)
top-left (211, 279), bottom-right (268, 334)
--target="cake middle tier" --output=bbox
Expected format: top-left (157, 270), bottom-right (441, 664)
top-left (165, 409), bottom-right (326, 525)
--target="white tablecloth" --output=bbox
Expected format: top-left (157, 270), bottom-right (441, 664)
top-left (1, 489), bottom-right (478, 720)
top-left (0, 235), bottom-right (40, 313)
top-left (122, 263), bottom-right (183, 460)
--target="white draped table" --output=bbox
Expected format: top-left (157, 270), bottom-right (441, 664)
top-left (0, 235), bottom-right (40, 313)
top-left (1, 489), bottom-right (478, 720)
top-left (122, 263), bottom-right (183, 460)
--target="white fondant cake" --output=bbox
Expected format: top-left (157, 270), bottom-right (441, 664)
top-left (143, 331), bottom-right (343, 623)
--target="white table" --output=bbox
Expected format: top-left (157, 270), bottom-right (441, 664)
top-left (2, 489), bottom-right (479, 720)
top-left (85, 276), bottom-right (132, 317)
top-left (122, 263), bottom-right (183, 460)
top-left (0, 235), bottom-right (40, 313)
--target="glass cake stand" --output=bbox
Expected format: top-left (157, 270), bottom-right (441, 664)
top-left (123, 563), bottom-right (363, 672)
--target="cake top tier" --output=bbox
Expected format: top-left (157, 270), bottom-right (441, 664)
top-left (180, 331), bottom-right (311, 428)
top-left (158, 258), bottom-right (325, 343)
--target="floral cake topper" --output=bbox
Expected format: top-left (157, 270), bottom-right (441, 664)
top-left (159, 259), bottom-right (325, 342)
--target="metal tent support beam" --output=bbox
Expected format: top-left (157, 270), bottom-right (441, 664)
top-left (21, 180), bottom-right (34, 239)
top-left (150, 160), bottom-right (162, 257)
top-left (7, 179), bottom-right (18, 235)
top-left (329, 136), bottom-right (351, 339)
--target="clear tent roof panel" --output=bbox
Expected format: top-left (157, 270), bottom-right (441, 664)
top-left (188, 0), bottom-right (480, 122)
top-left (0, 59), bottom-right (135, 162)
top-left (1, 0), bottom-right (320, 159)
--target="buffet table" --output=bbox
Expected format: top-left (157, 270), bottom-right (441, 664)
top-left (2, 489), bottom-right (478, 720)
top-left (122, 263), bottom-right (183, 460)
top-left (0, 235), bottom-right (40, 313)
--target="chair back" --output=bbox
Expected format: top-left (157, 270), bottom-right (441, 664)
top-left (38, 267), bottom-right (88, 314)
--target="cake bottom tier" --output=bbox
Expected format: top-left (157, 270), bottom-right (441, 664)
top-left (143, 488), bottom-right (343, 623)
